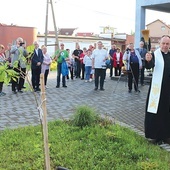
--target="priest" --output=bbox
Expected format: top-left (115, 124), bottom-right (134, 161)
top-left (145, 35), bottom-right (170, 144)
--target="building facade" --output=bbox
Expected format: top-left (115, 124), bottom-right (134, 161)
top-left (135, 0), bottom-right (170, 47)
top-left (0, 24), bottom-right (37, 47)
top-left (146, 19), bottom-right (170, 48)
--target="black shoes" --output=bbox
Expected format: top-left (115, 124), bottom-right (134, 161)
top-left (12, 91), bottom-right (17, 94)
top-left (128, 89), bottom-right (132, 93)
top-left (100, 88), bottom-right (105, 91)
top-left (34, 88), bottom-right (41, 92)
top-left (128, 89), bottom-right (140, 93)
top-left (94, 87), bottom-right (98, 91)
top-left (56, 85), bottom-right (67, 88)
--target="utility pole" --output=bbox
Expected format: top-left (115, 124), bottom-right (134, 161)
top-left (45, 0), bottom-right (49, 46)
top-left (50, 0), bottom-right (59, 50)
top-left (44, 0), bottom-right (59, 49)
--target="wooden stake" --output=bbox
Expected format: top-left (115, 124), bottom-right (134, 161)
top-left (40, 73), bottom-right (51, 170)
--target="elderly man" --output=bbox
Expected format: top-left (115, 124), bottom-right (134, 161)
top-left (31, 41), bottom-right (43, 92)
top-left (92, 41), bottom-right (108, 91)
top-left (145, 35), bottom-right (170, 144)
top-left (136, 41), bottom-right (147, 86)
top-left (10, 37), bottom-right (28, 94)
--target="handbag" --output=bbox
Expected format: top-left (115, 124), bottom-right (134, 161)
top-left (61, 60), bottom-right (69, 76)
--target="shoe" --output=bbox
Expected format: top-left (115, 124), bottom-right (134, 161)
top-left (94, 87), bottom-right (98, 91)
top-left (12, 91), bottom-right (17, 94)
top-left (63, 85), bottom-right (67, 88)
top-left (135, 90), bottom-right (140, 93)
top-left (22, 86), bottom-right (26, 89)
top-left (128, 89), bottom-right (132, 93)
top-left (45, 86), bottom-right (48, 89)
top-left (100, 88), bottom-right (105, 91)
top-left (18, 90), bottom-right (23, 93)
top-left (85, 80), bottom-right (88, 83)
top-left (141, 84), bottom-right (145, 86)
top-left (0, 92), bottom-right (6, 96)
top-left (35, 88), bottom-right (41, 92)
top-left (56, 86), bottom-right (60, 88)
top-left (81, 78), bottom-right (84, 80)
top-left (89, 79), bottom-right (92, 82)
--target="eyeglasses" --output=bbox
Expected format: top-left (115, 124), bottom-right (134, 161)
top-left (60, 44), bottom-right (64, 46)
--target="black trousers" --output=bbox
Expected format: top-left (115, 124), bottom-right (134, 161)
top-left (0, 82), bottom-right (3, 92)
top-left (110, 59), bottom-right (113, 77)
top-left (44, 69), bottom-right (49, 86)
top-left (18, 67), bottom-right (26, 90)
top-left (75, 61), bottom-right (81, 78)
top-left (81, 63), bottom-right (85, 79)
top-left (11, 68), bottom-right (20, 92)
top-left (128, 63), bottom-right (139, 91)
top-left (114, 64), bottom-right (121, 76)
top-left (31, 67), bottom-right (41, 89)
top-left (140, 66), bottom-right (145, 85)
top-left (67, 66), bottom-right (74, 80)
top-left (94, 68), bottom-right (105, 89)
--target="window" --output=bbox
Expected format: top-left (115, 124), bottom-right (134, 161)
top-left (161, 26), bottom-right (166, 31)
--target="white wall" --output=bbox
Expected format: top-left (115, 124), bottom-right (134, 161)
top-left (37, 37), bottom-right (111, 55)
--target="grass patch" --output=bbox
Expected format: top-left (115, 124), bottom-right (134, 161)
top-left (0, 120), bottom-right (170, 170)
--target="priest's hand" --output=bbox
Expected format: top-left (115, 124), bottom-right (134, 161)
top-left (145, 53), bottom-right (152, 62)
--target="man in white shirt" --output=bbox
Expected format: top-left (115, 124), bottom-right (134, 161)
top-left (92, 41), bottom-right (108, 90)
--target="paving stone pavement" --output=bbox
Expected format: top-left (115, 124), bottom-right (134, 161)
top-left (0, 71), bottom-right (149, 131)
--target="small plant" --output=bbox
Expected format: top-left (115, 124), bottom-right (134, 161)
top-left (71, 105), bottom-right (99, 128)
top-left (98, 113), bottom-right (114, 128)
top-left (137, 161), bottom-right (159, 170)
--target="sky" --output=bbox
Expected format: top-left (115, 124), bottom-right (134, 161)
top-left (1, 0), bottom-right (170, 34)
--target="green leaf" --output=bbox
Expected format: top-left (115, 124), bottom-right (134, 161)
top-left (13, 61), bottom-right (19, 68)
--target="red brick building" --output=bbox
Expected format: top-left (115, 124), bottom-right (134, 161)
top-left (0, 23), bottom-right (37, 48)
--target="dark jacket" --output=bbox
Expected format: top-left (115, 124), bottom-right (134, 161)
top-left (141, 37), bottom-right (151, 51)
top-left (136, 47), bottom-right (147, 66)
top-left (31, 48), bottom-right (43, 69)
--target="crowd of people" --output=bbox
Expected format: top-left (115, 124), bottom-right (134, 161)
top-left (0, 37), bottom-right (155, 95)
top-left (1, 35), bottom-right (170, 145)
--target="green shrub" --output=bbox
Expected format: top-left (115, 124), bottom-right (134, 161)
top-left (71, 105), bottom-right (99, 128)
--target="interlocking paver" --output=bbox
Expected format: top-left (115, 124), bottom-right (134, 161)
top-left (0, 71), bottom-right (149, 131)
